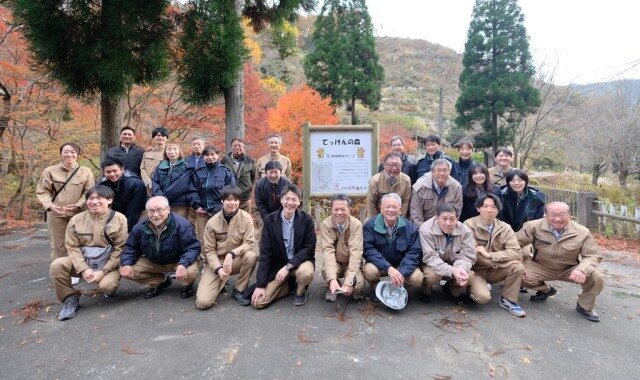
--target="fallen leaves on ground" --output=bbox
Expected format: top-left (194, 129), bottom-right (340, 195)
top-left (358, 301), bottom-right (383, 326)
top-left (10, 298), bottom-right (54, 324)
top-left (226, 347), bottom-right (238, 364)
top-left (431, 309), bottom-right (477, 333)
top-left (521, 357), bottom-right (531, 364)
top-left (121, 344), bottom-right (143, 355)
top-left (593, 232), bottom-right (640, 255)
top-left (297, 329), bottom-right (319, 344)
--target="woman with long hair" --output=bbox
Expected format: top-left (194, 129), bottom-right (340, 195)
top-left (151, 142), bottom-right (195, 219)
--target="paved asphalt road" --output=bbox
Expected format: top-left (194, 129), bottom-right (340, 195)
top-left (0, 228), bottom-right (638, 379)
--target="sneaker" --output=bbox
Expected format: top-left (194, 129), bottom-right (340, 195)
top-left (352, 292), bottom-right (365, 301)
top-left (103, 291), bottom-right (117, 299)
top-left (293, 293), bottom-right (307, 306)
top-left (499, 297), bottom-right (526, 317)
top-left (231, 288), bottom-right (251, 306)
top-left (221, 283), bottom-right (230, 293)
top-left (143, 276), bottom-right (172, 299)
top-left (520, 286), bottom-right (529, 293)
top-left (180, 284), bottom-right (194, 299)
top-left (369, 292), bottom-right (381, 303)
top-left (576, 303), bottom-right (600, 322)
top-left (58, 295), bottom-right (80, 321)
top-left (71, 277), bottom-right (80, 285)
top-left (325, 289), bottom-right (337, 302)
top-left (530, 286), bottom-right (557, 303)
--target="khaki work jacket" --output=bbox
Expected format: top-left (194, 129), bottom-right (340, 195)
top-left (420, 216), bottom-right (476, 277)
top-left (36, 163), bottom-right (95, 215)
top-left (319, 215), bottom-right (363, 285)
top-left (202, 209), bottom-right (255, 269)
top-left (410, 173), bottom-right (463, 225)
top-left (141, 148), bottom-right (164, 186)
top-left (366, 172), bottom-right (412, 217)
top-left (256, 153), bottom-right (292, 179)
top-left (464, 216), bottom-right (522, 270)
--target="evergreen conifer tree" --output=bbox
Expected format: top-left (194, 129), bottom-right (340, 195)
top-left (455, 0), bottom-right (540, 152)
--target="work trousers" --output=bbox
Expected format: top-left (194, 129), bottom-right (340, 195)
top-left (252, 261), bottom-right (315, 309)
top-left (49, 257), bottom-right (120, 301)
top-left (196, 251), bottom-right (257, 309)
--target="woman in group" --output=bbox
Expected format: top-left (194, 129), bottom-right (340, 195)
top-left (460, 164), bottom-right (501, 222)
top-left (192, 146), bottom-right (236, 238)
top-left (151, 142), bottom-right (195, 219)
top-left (499, 169), bottom-right (545, 233)
top-left (36, 142), bottom-right (95, 262)
top-left (141, 127), bottom-right (169, 194)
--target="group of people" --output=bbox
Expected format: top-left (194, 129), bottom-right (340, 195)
top-left (36, 130), bottom-right (604, 323)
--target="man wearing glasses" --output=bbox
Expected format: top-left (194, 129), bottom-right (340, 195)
top-left (366, 153), bottom-right (412, 218)
top-left (120, 196), bottom-right (201, 300)
top-left (410, 158), bottom-right (462, 225)
top-left (517, 202), bottom-right (604, 322)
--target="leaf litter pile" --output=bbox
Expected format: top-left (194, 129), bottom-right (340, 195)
top-left (10, 298), bottom-right (54, 324)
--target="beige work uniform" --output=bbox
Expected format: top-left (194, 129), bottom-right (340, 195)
top-left (196, 209), bottom-right (257, 309)
top-left (252, 261), bottom-right (315, 309)
top-left (256, 153), bottom-right (292, 179)
top-left (140, 148), bottom-right (164, 193)
top-left (36, 163), bottom-right (95, 261)
top-left (517, 219), bottom-right (604, 311)
top-left (319, 215), bottom-right (365, 297)
top-left (409, 173), bottom-right (463, 225)
top-left (464, 216), bottom-right (524, 303)
top-left (366, 172), bottom-right (412, 218)
top-left (419, 217), bottom-right (479, 298)
top-left (488, 165), bottom-right (513, 186)
top-left (49, 210), bottom-right (127, 301)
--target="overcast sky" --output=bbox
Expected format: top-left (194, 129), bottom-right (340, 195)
top-left (365, 0), bottom-right (640, 85)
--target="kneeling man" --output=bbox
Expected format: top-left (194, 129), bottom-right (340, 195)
top-left (517, 202), bottom-right (604, 322)
top-left (196, 186), bottom-right (257, 309)
top-left (320, 194), bottom-right (365, 302)
top-left (363, 193), bottom-right (424, 302)
top-left (249, 185), bottom-right (316, 308)
top-left (420, 204), bottom-right (477, 302)
top-left (120, 196), bottom-right (201, 299)
top-left (50, 185), bottom-right (128, 320)
top-left (464, 194), bottom-right (526, 317)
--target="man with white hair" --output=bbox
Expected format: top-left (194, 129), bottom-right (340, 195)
top-left (410, 158), bottom-right (462, 225)
top-left (120, 196), bottom-right (201, 300)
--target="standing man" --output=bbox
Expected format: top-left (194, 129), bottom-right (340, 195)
top-left (320, 194), bottom-right (365, 302)
top-left (517, 202), bottom-right (604, 322)
top-left (415, 134), bottom-right (456, 179)
top-left (488, 147), bottom-right (515, 186)
top-left (98, 158), bottom-right (147, 232)
top-left (410, 158), bottom-right (463, 225)
top-left (254, 160), bottom-right (293, 221)
top-left (366, 153), bottom-right (412, 218)
top-left (256, 134), bottom-right (292, 178)
top-left (221, 138), bottom-right (256, 212)
top-left (105, 126), bottom-right (145, 177)
top-left (249, 185), bottom-right (316, 308)
top-left (363, 193), bottom-right (424, 302)
top-left (419, 204), bottom-right (477, 303)
top-left (120, 196), bottom-right (201, 299)
top-left (196, 186), bottom-right (257, 309)
top-left (140, 127), bottom-right (169, 194)
top-left (464, 194), bottom-right (526, 317)
top-left (378, 136), bottom-right (417, 184)
top-left (185, 137), bottom-right (206, 170)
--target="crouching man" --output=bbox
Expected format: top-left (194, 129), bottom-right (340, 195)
top-left (196, 186), bottom-right (257, 309)
top-left (50, 185), bottom-right (128, 320)
top-left (419, 204), bottom-right (477, 303)
top-left (320, 194), bottom-right (365, 302)
top-left (120, 196), bottom-right (200, 299)
top-left (363, 193), bottom-right (424, 303)
top-left (249, 185), bottom-right (316, 308)
top-left (463, 194), bottom-right (526, 317)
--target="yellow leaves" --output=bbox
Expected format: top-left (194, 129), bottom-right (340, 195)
top-left (242, 17), bottom-right (262, 64)
top-left (260, 76), bottom-right (286, 96)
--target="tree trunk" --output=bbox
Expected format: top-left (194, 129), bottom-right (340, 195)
top-left (0, 81), bottom-right (10, 140)
top-left (491, 112), bottom-right (498, 153)
top-left (100, 94), bottom-right (124, 160)
top-left (618, 168), bottom-right (628, 189)
top-left (591, 164), bottom-right (600, 186)
top-left (351, 95), bottom-right (356, 125)
top-left (224, 66), bottom-right (245, 154)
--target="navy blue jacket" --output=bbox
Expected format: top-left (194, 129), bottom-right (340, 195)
top-left (105, 144), bottom-right (145, 177)
top-left (363, 214), bottom-right (422, 277)
top-left (185, 154), bottom-right (205, 170)
top-left (453, 158), bottom-right (475, 188)
top-left (499, 186), bottom-right (546, 232)
top-left (415, 151), bottom-right (457, 180)
top-left (254, 176), bottom-right (293, 221)
top-left (378, 152), bottom-right (417, 184)
top-left (120, 213), bottom-right (200, 267)
top-left (192, 162), bottom-right (236, 215)
top-left (151, 159), bottom-right (195, 208)
top-left (255, 208), bottom-right (316, 288)
top-left (99, 174), bottom-right (147, 232)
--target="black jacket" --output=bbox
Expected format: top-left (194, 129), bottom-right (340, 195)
top-left (99, 174), bottom-right (147, 232)
top-left (453, 158), bottom-right (475, 188)
top-left (499, 186), bottom-right (546, 232)
top-left (192, 162), bottom-right (236, 215)
top-left (416, 151), bottom-right (457, 179)
top-left (460, 185), bottom-right (502, 222)
top-left (254, 176), bottom-right (293, 220)
top-left (105, 144), bottom-right (145, 177)
top-left (255, 208), bottom-right (316, 288)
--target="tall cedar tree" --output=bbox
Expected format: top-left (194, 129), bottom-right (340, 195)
top-left (12, 0), bottom-right (172, 157)
top-left (178, 0), bottom-right (316, 152)
top-left (455, 0), bottom-right (540, 152)
top-left (303, 0), bottom-right (384, 125)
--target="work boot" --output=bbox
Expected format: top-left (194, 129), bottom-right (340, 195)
top-left (530, 286), bottom-right (557, 303)
top-left (143, 277), bottom-right (172, 299)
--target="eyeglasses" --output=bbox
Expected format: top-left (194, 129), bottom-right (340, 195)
top-left (147, 207), bottom-right (168, 216)
top-left (548, 212), bottom-right (569, 219)
top-left (385, 162), bottom-right (401, 167)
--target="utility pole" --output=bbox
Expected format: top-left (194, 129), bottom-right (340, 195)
top-left (438, 86), bottom-right (444, 136)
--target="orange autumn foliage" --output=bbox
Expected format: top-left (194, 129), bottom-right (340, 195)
top-left (268, 85), bottom-right (338, 182)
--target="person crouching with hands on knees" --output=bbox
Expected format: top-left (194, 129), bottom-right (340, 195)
top-left (517, 202), bottom-right (604, 322)
top-left (50, 185), bottom-right (127, 320)
top-left (419, 203), bottom-right (477, 303)
top-left (119, 196), bottom-right (201, 300)
top-left (248, 184), bottom-right (316, 308)
top-left (196, 185), bottom-right (257, 309)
